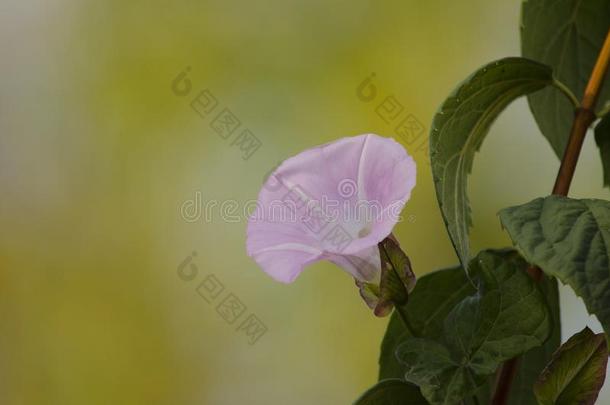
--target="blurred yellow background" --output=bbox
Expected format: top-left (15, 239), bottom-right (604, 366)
top-left (1, 0), bottom-right (608, 404)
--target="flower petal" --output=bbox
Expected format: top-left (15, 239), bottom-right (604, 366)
top-left (250, 244), bottom-right (323, 283)
top-left (327, 245), bottom-right (381, 282)
top-left (247, 133), bottom-right (416, 282)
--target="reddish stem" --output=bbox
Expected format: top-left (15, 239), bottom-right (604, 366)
top-left (491, 28), bottom-right (610, 405)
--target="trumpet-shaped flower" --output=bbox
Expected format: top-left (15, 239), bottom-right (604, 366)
top-left (247, 134), bottom-right (416, 283)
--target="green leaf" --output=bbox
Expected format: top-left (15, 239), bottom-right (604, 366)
top-left (594, 115), bottom-right (610, 187)
top-left (379, 256), bottom-right (561, 405)
top-left (379, 312), bottom-right (412, 380)
top-left (396, 250), bottom-right (552, 405)
top-left (430, 57), bottom-right (553, 269)
top-left (521, 0), bottom-right (610, 157)
top-left (378, 263), bottom-right (560, 405)
top-left (377, 265), bottom-right (493, 405)
top-left (354, 379), bottom-right (428, 405)
top-left (356, 238), bottom-right (416, 317)
top-left (499, 195), bottom-right (610, 340)
top-left (534, 327), bottom-right (608, 405)
top-left (507, 276), bottom-right (562, 405)
top-left (378, 264), bottom-right (475, 380)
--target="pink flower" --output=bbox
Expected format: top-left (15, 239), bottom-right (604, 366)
top-left (246, 134), bottom-right (416, 283)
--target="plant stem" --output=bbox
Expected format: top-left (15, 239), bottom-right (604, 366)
top-left (492, 357), bottom-right (520, 405)
top-left (598, 102), bottom-right (610, 118)
top-left (393, 303), bottom-right (417, 337)
top-left (491, 28), bottom-right (610, 405)
top-left (553, 78), bottom-right (581, 109)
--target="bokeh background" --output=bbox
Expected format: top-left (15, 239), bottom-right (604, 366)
top-left (1, 0), bottom-right (609, 404)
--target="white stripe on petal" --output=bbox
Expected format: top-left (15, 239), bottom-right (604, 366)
top-left (357, 134), bottom-right (370, 202)
top-left (252, 243), bottom-right (323, 256)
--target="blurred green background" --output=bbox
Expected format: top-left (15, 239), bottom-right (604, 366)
top-left (1, 0), bottom-right (609, 404)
